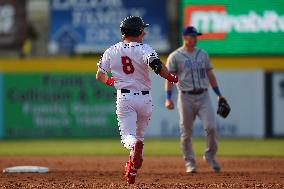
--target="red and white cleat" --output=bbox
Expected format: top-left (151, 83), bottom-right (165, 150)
top-left (125, 156), bottom-right (137, 184)
top-left (133, 140), bottom-right (144, 169)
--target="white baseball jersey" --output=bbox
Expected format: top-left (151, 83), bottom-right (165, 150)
top-left (98, 42), bottom-right (159, 91)
top-left (97, 41), bottom-right (157, 151)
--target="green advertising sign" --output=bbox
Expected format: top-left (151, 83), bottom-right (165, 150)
top-left (181, 0), bottom-right (284, 55)
top-left (3, 73), bottom-right (118, 138)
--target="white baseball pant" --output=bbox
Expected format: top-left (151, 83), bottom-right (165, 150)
top-left (116, 90), bottom-right (152, 151)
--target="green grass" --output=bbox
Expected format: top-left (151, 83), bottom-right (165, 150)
top-left (0, 138), bottom-right (283, 157)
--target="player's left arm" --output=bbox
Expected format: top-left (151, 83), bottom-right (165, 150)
top-left (205, 52), bottom-right (224, 100)
top-left (208, 69), bottom-right (231, 118)
top-left (144, 47), bottom-right (178, 83)
top-left (207, 69), bottom-right (223, 100)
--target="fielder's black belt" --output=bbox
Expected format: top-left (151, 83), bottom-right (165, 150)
top-left (121, 89), bottom-right (149, 95)
top-left (182, 88), bottom-right (207, 95)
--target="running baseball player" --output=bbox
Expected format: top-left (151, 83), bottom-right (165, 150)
top-left (96, 16), bottom-right (178, 184)
top-left (165, 26), bottom-right (229, 173)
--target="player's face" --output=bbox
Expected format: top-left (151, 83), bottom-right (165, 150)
top-left (183, 35), bottom-right (197, 48)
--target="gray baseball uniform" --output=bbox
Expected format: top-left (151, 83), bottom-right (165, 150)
top-left (166, 47), bottom-right (218, 164)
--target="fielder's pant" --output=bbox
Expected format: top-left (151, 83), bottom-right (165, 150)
top-left (177, 91), bottom-right (218, 162)
top-left (116, 90), bottom-right (152, 151)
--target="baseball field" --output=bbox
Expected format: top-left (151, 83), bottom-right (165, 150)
top-left (0, 138), bottom-right (284, 189)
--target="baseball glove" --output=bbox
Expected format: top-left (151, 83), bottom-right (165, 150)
top-left (217, 98), bottom-right (231, 118)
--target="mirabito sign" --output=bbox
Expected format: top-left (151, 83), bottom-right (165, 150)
top-left (181, 0), bottom-right (284, 55)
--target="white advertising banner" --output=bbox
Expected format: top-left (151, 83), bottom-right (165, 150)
top-left (147, 71), bottom-right (265, 138)
top-left (272, 72), bottom-right (284, 136)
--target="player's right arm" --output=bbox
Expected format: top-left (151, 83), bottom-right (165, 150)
top-left (96, 50), bottom-right (114, 86)
top-left (96, 71), bottom-right (114, 86)
top-left (165, 77), bottom-right (175, 109)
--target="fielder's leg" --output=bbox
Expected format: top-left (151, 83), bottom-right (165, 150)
top-left (198, 92), bottom-right (221, 172)
top-left (177, 92), bottom-right (197, 173)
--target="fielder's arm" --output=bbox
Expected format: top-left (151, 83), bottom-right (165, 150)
top-left (165, 79), bottom-right (174, 91)
top-left (207, 69), bottom-right (223, 100)
top-left (208, 70), bottom-right (231, 117)
top-left (163, 60), bottom-right (176, 110)
top-left (164, 77), bottom-right (175, 109)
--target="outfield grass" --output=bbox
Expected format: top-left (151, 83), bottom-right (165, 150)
top-left (0, 138), bottom-right (283, 157)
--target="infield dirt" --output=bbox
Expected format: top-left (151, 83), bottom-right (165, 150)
top-left (0, 156), bottom-right (283, 189)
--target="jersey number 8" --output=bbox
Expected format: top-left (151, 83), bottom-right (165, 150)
top-left (121, 56), bottom-right (135, 74)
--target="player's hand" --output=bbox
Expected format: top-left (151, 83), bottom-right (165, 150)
top-left (165, 99), bottom-right (174, 110)
top-left (105, 77), bottom-right (115, 86)
top-left (166, 73), bottom-right (178, 83)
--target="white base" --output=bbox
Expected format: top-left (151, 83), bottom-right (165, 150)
top-left (3, 166), bottom-right (49, 173)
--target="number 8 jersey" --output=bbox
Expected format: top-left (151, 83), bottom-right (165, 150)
top-left (98, 42), bottom-right (159, 91)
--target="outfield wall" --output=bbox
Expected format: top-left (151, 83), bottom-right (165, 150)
top-left (0, 56), bottom-right (283, 139)
top-left (149, 71), bottom-right (265, 138)
top-left (272, 73), bottom-right (284, 136)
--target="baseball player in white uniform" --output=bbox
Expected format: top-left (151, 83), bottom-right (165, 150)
top-left (96, 16), bottom-right (178, 184)
top-left (165, 26), bottom-right (227, 173)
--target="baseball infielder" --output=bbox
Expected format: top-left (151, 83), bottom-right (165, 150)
top-left (96, 16), bottom-right (178, 184)
top-left (165, 26), bottom-right (227, 173)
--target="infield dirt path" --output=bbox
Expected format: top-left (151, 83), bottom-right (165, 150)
top-left (0, 156), bottom-right (283, 189)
